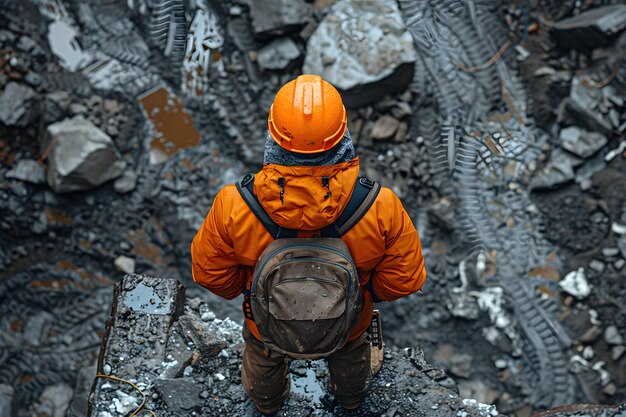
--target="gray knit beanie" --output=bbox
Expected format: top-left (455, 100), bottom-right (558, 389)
top-left (263, 129), bottom-right (356, 167)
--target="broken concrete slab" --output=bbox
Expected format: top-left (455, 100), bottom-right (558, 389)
top-left (550, 5), bottom-right (626, 50)
top-left (46, 116), bottom-right (126, 193)
top-left (560, 126), bottom-right (607, 158)
top-left (178, 314), bottom-right (227, 358)
top-left (303, 0), bottom-right (416, 108)
top-left (257, 37), bottom-right (301, 71)
top-left (0, 82), bottom-right (40, 127)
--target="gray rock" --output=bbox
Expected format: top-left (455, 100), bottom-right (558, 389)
top-left (550, 5), bottom-right (626, 50)
top-left (257, 37), bottom-right (301, 71)
top-left (615, 259), bottom-right (625, 270)
top-left (114, 169), bottom-right (138, 194)
top-left (589, 259), bottom-right (605, 273)
top-left (612, 345), bottom-right (625, 361)
top-left (560, 126), bottom-right (607, 158)
top-left (114, 256), bottom-right (136, 274)
top-left (154, 378), bottom-right (203, 412)
top-left (0, 384), bottom-right (15, 417)
top-left (66, 366), bottom-right (96, 417)
top-left (557, 78), bottom-right (613, 135)
top-left (602, 247), bottom-right (619, 258)
top-left (529, 149), bottom-right (578, 190)
top-left (4, 159), bottom-right (46, 185)
top-left (580, 326), bottom-right (602, 343)
top-left (449, 353), bottom-right (473, 378)
top-left (604, 325), bottom-right (623, 345)
top-left (0, 82), bottom-right (40, 127)
top-left (371, 115), bottom-right (400, 140)
top-left (33, 384), bottom-right (74, 417)
top-left (303, 0), bottom-right (416, 108)
top-left (46, 116), bottom-right (126, 193)
top-left (244, 0), bottom-right (313, 36)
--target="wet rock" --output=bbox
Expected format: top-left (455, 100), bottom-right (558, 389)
top-left (178, 314), bottom-right (227, 358)
top-left (0, 384), bottom-right (15, 417)
top-left (601, 247), bottom-right (619, 258)
top-left (4, 159), bottom-right (46, 185)
top-left (113, 170), bottom-right (138, 194)
top-left (0, 82), bottom-right (40, 127)
top-left (303, 0), bottom-right (416, 108)
top-left (257, 37), bottom-right (301, 71)
top-left (44, 91), bottom-right (71, 123)
top-left (559, 126), bottom-right (607, 158)
top-left (604, 325), bottom-right (623, 345)
top-left (46, 116), bottom-right (126, 193)
top-left (559, 268), bottom-right (590, 299)
top-left (244, 0), bottom-right (313, 37)
top-left (154, 378), bottom-right (203, 412)
top-left (114, 256), bottom-right (135, 274)
top-left (550, 5), bottom-right (626, 50)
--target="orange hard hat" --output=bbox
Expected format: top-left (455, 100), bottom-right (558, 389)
top-left (268, 74), bottom-right (347, 154)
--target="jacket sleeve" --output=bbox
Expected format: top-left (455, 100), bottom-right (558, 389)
top-left (369, 189), bottom-right (426, 302)
top-left (190, 187), bottom-right (251, 300)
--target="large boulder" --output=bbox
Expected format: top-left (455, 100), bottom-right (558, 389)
top-left (0, 82), bottom-right (40, 127)
top-left (303, 0), bottom-right (417, 108)
top-left (46, 116), bottom-right (126, 193)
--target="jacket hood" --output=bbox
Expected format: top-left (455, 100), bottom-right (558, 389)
top-left (253, 157), bottom-right (360, 231)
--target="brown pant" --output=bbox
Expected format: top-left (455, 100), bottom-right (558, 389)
top-left (241, 324), bottom-right (371, 414)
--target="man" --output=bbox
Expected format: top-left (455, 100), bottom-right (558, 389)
top-left (191, 74), bottom-right (426, 415)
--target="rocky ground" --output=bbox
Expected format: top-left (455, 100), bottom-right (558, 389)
top-left (0, 0), bottom-right (625, 416)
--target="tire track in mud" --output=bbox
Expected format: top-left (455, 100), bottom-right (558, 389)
top-left (399, 0), bottom-right (577, 408)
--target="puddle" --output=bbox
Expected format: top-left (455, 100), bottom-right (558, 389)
top-left (291, 361), bottom-right (326, 404)
top-left (139, 87), bottom-right (201, 164)
top-left (121, 281), bottom-right (171, 315)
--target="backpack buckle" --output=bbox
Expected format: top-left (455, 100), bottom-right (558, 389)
top-left (241, 173), bottom-right (254, 188)
top-left (358, 177), bottom-right (374, 189)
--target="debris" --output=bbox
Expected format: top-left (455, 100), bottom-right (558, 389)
top-left (579, 327), bottom-right (602, 344)
top-left (245, 0), bottom-right (313, 36)
top-left (0, 82), bottom-right (39, 127)
top-left (549, 5), bottom-right (626, 50)
top-left (113, 170), bottom-right (138, 194)
top-left (4, 159), bottom-right (46, 185)
top-left (154, 378), bottom-right (203, 412)
top-left (371, 115), bottom-right (400, 141)
top-left (588, 260), bottom-right (605, 273)
top-left (559, 126), bottom-right (607, 158)
top-left (449, 353), bottom-right (473, 378)
top-left (559, 268), bottom-right (590, 299)
top-left (114, 256), bottom-right (136, 274)
top-left (604, 325), bottom-right (623, 345)
top-left (257, 37), bottom-right (301, 71)
top-left (46, 116), bottom-right (126, 193)
top-left (303, 0), bottom-right (416, 107)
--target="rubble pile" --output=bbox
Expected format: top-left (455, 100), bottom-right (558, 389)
top-left (89, 275), bottom-right (502, 417)
top-left (0, 0), bottom-right (625, 416)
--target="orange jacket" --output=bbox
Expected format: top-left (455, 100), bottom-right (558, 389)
top-left (190, 157), bottom-right (426, 341)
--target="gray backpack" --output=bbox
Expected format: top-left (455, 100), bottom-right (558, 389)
top-left (236, 174), bottom-right (381, 359)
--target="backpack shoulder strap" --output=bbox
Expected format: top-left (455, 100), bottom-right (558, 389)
top-left (321, 177), bottom-right (382, 238)
top-left (235, 173), bottom-right (296, 239)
